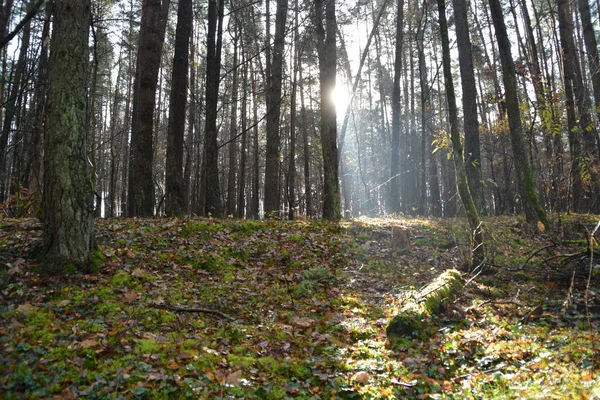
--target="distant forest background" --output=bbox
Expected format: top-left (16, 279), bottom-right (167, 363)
top-left (0, 0), bottom-right (599, 221)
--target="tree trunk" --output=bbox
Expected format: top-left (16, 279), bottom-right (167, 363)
top-left (202, 0), bottom-right (225, 217)
top-left (165, 0), bottom-right (192, 216)
top-left (390, 0), bottom-right (405, 214)
top-left (437, 0), bottom-right (483, 266)
top-left (315, 0), bottom-right (340, 220)
top-left (43, 0), bottom-right (95, 272)
top-left (128, 0), bottom-right (169, 217)
top-left (489, 0), bottom-right (548, 227)
top-left (226, 15), bottom-right (240, 217)
top-left (452, 0), bottom-right (486, 214)
top-left (264, 0), bottom-right (288, 218)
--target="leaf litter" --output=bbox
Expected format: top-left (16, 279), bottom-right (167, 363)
top-left (0, 214), bottom-right (599, 398)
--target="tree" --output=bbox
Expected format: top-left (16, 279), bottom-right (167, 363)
top-left (264, 0), bottom-right (288, 218)
top-left (452, 0), bottom-right (486, 213)
top-left (127, 0), bottom-right (169, 217)
top-left (488, 0), bottom-right (548, 227)
top-left (42, 0), bottom-right (94, 272)
top-left (315, 0), bottom-right (340, 220)
top-left (437, 0), bottom-right (483, 266)
top-left (389, 0), bottom-right (405, 214)
top-left (202, 0), bottom-right (225, 217)
top-left (165, 0), bottom-right (192, 216)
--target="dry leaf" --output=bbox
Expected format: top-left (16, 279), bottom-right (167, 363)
top-left (79, 339), bottom-right (100, 349)
top-left (351, 371), bottom-right (371, 384)
top-left (537, 221), bottom-right (545, 232)
top-left (131, 268), bottom-right (147, 278)
top-left (124, 290), bottom-right (137, 303)
top-left (57, 299), bottom-right (70, 307)
top-left (225, 369), bottom-right (243, 384)
top-left (17, 303), bottom-right (39, 314)
top-left (9, 319), bottom-right (25, 330)
top-left (290, 316), bottom-right (315, 328)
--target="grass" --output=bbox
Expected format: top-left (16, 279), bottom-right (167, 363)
top-left (0, 214), bottom-right (598, 398)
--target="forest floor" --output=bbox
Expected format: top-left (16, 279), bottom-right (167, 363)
top-left (0, 214), bottom-right (599, 399)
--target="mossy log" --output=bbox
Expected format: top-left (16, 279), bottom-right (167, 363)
top-left (386, 269), bottom-right (463, 339)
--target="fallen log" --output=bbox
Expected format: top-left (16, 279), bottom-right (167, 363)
top-left (386, 269), bottom-right (463, 339)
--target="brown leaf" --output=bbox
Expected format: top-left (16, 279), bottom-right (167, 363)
top-left (131, 268), bottom-right (147, 278)
top-left (79, 339), bottom-right (100, 349)
top-left (226, 369), bottom-right (243, 384)
top-left (351, 371), bottom-right (371, 384)
top-left (290, 315), bottom-right (315, 328)
top-left (537, 221), bottom-right (545, 232)
top-left (123, 290), bottom-right (137, 303)
top-left (57, 299), bottom-right (70, 307)
top-left (16, 303), bottom-right (39, 315)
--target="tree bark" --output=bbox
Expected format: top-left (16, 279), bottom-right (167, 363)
top-left (202, 0), bottom-right (225, 217)
top-left (389, 0), bottom-right (405, 214)
top-left (165, 0), bottom-right (192, 216)
top-left (264, 0), bottom-right (288, 218)
top-left (128, 0), bottom-right (170, 217)
top-left (43, 0), bottom-right (95, 272)
top-left (452, 0), bottom-right (486, 214)
top-left (315, 0), bottom-right (340, 220)
top-left (489, 0), bottom-right (548, 227)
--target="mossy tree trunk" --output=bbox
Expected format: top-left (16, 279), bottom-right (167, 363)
top-left (437, 0), bottom-right (484, 266)
top-left (489, 0), bottom-right (549, 228)
top-left (42, 0), bottom-right (94, 273)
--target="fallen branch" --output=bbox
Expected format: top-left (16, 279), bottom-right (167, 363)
top-left (152, 304), bottom-right (234, 320)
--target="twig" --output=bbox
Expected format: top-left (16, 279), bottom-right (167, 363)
top-left (153, 304), bottom-right (234, 320)
top-left (520, 244), bottom-right (555, 270)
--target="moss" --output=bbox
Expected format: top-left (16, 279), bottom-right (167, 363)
top-left (91, 249), bottom-right (105, 271)
top-left (135, 339), bottom-right (162, 354)
top-left (110, 271), bottom-right (131, 286)
top-left (227, 354), bottom-right (256, 368)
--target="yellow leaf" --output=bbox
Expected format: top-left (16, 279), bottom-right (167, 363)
top-left (537, 221), bottom-right (545, 232)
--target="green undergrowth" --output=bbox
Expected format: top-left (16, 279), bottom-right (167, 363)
top-left (0, 214), bottom-right (599, 399)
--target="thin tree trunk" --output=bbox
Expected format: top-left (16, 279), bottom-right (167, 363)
top-left (390, 0), bottom-right (405, 214)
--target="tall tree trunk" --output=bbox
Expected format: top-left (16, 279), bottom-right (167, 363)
top-left (390, 0), bottom-right (405, 214)
top-left (452, 0), bottom-right (486, 214)
top-left (299, 61), bottom-right (312, 217)
top-left (165, 0), bottom-right (192, 216)
top-left (288, 0), bottom-right (299, 220)
top-left (0, 5), bottom-right (30, 199)
top-left (43, 0), bottom-right (94, 272)
top-left (237, 58), bottom-right (248, 218)
top-left (489, 0), bottom-right (548, 227)
top-left (128, 0), bottom-right (169, 216)
top-left (315, 0), bottom-right (340, 220)
top-left (264, 0), bottom-right (288, 217)
top-left (202, 0), bottom-right (225, 217)
top-left (437, 0), bottom-right (483, 266)
top-left (250, 65), bottom-right (260, 219)
top-left (226, 14), bottom-right (240, 217)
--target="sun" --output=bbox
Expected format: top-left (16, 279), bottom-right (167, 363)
top-left (331, 83), bottom-right (350, 115)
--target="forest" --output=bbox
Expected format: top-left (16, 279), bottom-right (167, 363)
top-left (0, 0), bottom-right (599, 398)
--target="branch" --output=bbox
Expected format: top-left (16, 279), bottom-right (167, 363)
top-left (153, 304), bottom-right (234, 320)
top-left (0, 0), bottom-right (45, 50)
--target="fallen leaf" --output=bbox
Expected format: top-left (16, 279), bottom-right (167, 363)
top-left (57, 299), bottom-right (70, 307)
top-left (226, 369), bottom-right (243, 384)
top-left (290, 315), bottom-right (315, 328)
top-left (131, 268), bottom-right (147, 278)
top-left (124, 290), bottom-right (137, 303)
top-left (9, 319), bottom-right (25, 330)
top-left (80, 339), bottom-right (100, 349)
top-left (537, 221), bottom-right (545, 232)
top-left (17, 303), bottom-right (39, 314)
top-left (351, 371), bottom-right (371, 385)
